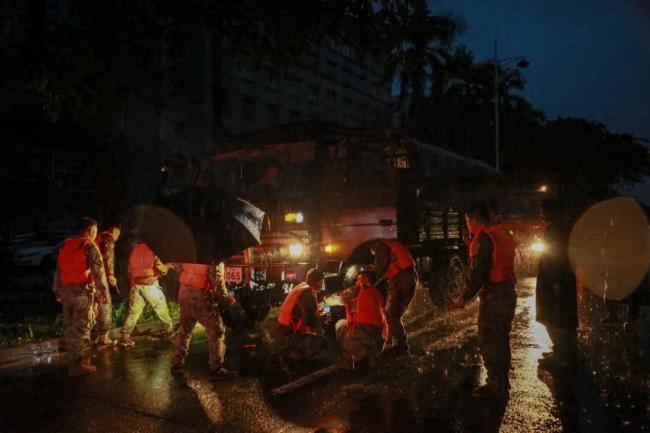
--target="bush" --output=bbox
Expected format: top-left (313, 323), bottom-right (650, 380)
top-left (0, 300), bottom-right (181, 349)
top-left (0, 315), bottom-right (64, 348)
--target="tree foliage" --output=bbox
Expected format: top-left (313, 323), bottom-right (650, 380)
top-left (2, 0), bottom-right (375, 125)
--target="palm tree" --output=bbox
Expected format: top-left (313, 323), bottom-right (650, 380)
top-left (378, 0), bottom-right (466, 126)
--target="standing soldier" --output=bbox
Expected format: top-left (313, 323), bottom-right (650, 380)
top-left (536, 198), bottom-right (578, 369)
top-left (335, 268), bottom-right (385, 370)
top-left (276, 268), bottom-right (328, 371)
top-left (119, 241), bottom-right (174, 347)
top-left (171, 262), bottom-right (238, 380)
top-left (371, 240), bottom-right (417, 356)
top-left (94, 225), bottom-right (121, 346)
top-left (454, 202), bottom-right (517, 396)
top-left (53, 217), bottom-right (109, 376)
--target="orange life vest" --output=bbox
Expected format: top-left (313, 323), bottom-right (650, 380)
top-left (345, 282), bottom-right (385, 329)
top-left (58, 237), bottom-right (92, 284)
top-left (180, 263), bottom-right (209, 289)
top-left (129, 243), bottom-right (157, 279)
top-left (277, 282), bottom-right (317, 333)
top-left (384, 240), bottom-right (416, 280)
top-left (469, 224), bottom-right (516, 283)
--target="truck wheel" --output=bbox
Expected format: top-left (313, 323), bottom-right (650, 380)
top-left (445, 256), bottom-right (465, 301)
top-left (428, 256), bottom-right (465, 306)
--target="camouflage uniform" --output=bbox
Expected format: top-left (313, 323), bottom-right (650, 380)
top-left (53, 240), bottom-right (108, 374)
top-left (95, 232), bottom-right (117, 340)
top-left (335, 285), bottom-right (384, 367)
top-left (120, 255), bottom-right (172, 340)
top-left (276, 288), bottom-right (328, 363)
top-left (462, 231), bottom-right (517, 390)
top-left (173, 264), bottom-right (230, 371)
top-left (373, 243), bottom-right (417, 350)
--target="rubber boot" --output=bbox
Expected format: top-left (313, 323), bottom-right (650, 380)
top-left (69, 356), bottom-right (97, 377)
top-left (95, 332), bottom-right (115, 347)
top-left (209, 366), bottom-right (238, 381)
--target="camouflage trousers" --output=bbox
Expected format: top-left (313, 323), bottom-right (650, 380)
top-left (59, 284), bottom-right (96, 365)
top-left (276, 328), bottom-right (328, 362)
top-left (94, 291), bottom-right (112, 337)
top-left (384, 267), bottom-right (417, 348)
top-left (121, 281), bottom-right (172, 337)
top-left (173, 285), bottom-right (226, 371)
top-left (478, 282), bottom-right (517, 386)
top-left (335, 320), bottom-right (383, 366)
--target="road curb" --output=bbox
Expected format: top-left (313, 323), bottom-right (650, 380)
top-left (0, 320), bottom-right (174, 368)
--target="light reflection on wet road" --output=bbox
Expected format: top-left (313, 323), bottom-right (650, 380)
top-left (0, 277), bottom-right (647, 432)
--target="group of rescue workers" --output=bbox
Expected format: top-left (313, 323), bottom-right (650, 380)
top-left (54, 197), bottom-right (575, 398)
top-left (54, 218), bottom-right (235, 379)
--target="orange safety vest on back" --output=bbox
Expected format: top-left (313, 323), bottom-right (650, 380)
top-left (345, 282), bottom-right (385, 328)
top-left (129, 243), bottom-right (157, 279)
top-left (180, 263), bottom-right (209, 289)
top-left (277, 282), bottom-right (316, 333)
top-left (469, 224), bottom-right (516, 283)
top-left (58, 237), bottom-right (92, 284)
top-left (384, 240), bottom-right (416, 280)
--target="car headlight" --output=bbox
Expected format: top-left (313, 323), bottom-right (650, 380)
top-left (531, 241), bottom-right (545, 253)
top-left (323, 243), bottom-right (336, 254)
top-left (288, 243), bottom-right (304, 258)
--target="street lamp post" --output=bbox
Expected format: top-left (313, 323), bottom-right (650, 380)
top-left (492, 39), bottom-right (529, 172)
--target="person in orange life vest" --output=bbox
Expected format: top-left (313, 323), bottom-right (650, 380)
top-left (335, 269), bottom-right (385, 370)
top-left (453, 202), bottom-right (517, 397)
top-left (171, 262), bottom-right (238, 380)
top-left (371, 239), bottom-right (417, 357)
top-left (52, 217), bottom-right (109, 376)
top-left (93, 224), bottom-right (121, 346)
top-left (276, 268), bottom-right (328, 368)
top-left (119, 241), bottom-right (174, 347)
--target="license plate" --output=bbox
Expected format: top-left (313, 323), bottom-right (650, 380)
top-left (224, 267), bottom-right (243, 283)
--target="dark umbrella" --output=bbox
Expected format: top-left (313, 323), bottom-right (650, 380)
top-left (120, 187), bottom-right (265, 264)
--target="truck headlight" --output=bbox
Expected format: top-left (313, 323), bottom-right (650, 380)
top-left (288, 243), bottom-right (304, 258)
top-left (284, 212), bottom-right (304, 223)
top-left (531, 241), bottom-right (545, 253)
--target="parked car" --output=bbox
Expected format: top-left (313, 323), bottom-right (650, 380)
top-left (13, 234), bottom-right (75, 268)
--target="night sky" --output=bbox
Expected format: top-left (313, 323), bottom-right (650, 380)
top-left (430, 0), bottom-right (650, 201)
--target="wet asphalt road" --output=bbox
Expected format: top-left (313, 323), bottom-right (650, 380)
top-left (0, 277), bottom-right (648, 433)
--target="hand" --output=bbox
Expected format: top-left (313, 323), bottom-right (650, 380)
top-left (108, 276), bottom-right (117, 287)
top-left (100, 293), bottom-right (109, 304)
top-left (452, 297), bottom-right (466, 309)
top-left (226, 296), bottom-right (237, 306)
top-left (55, 293), bottom-right (63, 303)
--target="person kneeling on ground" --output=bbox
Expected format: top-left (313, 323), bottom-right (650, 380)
top-left (171, 262), bottom-right (238, 380)
top-left (276, 268), bottom-right (328, 372)
top-left (335, 268), bottom-right (385, 371)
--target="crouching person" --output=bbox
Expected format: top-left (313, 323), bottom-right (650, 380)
top-left (172, 262), bottom-right (237, 380)
top-left (276, 268), bottom-right (328, 371)
top-left (335, 268), bottom-right (385, 370)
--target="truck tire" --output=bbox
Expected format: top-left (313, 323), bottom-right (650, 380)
top-left (428, 255), bottom-right (465, 306)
